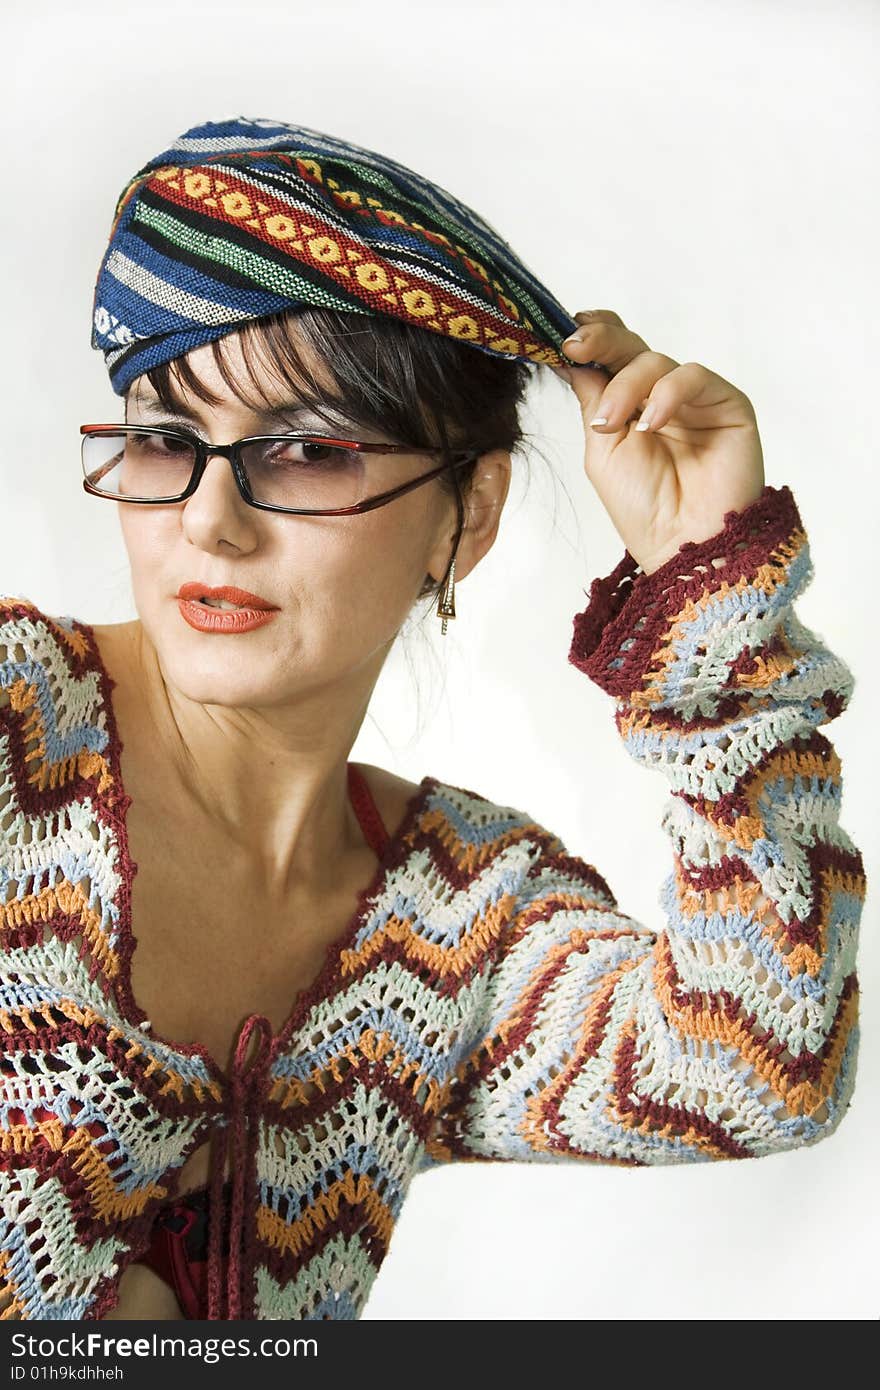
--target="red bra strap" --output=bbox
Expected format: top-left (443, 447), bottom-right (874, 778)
top-left (347, 762), bottom-right (389, 858)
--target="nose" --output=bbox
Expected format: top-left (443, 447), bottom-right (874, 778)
top-left (180, 448), bottom-right (257, 550)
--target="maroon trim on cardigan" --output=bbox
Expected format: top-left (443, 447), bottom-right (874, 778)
top-left (206, 1011), bottom-right (274, 1319)
top-left (567, 484), bottom-right (804, 698)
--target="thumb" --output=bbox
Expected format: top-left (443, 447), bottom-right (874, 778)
top-left (550, 351), bottom-right (612, 423)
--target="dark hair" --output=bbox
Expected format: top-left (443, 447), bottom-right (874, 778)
top-left (131, 306), bottom-right (560, 740)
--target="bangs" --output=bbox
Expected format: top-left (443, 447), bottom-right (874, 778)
top-left (133, 306), bottom-right (536, 458)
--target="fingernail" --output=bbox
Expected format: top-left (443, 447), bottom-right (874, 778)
top-left (635, 405), bottom-right (655, 431)
top-left (563, 328), bottom-right (586, 345)
top-left (589, 416), bottom-right (608, 428)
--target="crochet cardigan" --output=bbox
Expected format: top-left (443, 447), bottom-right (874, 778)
top-left (0, 485), bottom-right (864, 1321)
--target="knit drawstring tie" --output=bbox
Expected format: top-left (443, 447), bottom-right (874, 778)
top-left (205, 1012), bottom-right (273, 1321)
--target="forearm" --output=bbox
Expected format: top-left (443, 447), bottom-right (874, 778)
top-left (567, 484), bottom-right (863, 1148)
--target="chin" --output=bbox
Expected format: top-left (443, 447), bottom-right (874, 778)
top-left (147, 619), bottom-right (285, 705)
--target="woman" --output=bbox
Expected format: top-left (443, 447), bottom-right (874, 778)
top-left (0, 116), bottom-right (864, 1322)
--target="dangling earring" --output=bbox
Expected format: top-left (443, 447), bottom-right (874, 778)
top-left (436, 556), bottom-right (456, 635)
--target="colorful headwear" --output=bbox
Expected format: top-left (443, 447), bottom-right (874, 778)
top-left (90, 116), bottom-right (581, 396)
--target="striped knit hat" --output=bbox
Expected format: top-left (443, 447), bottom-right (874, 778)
top-left (91, 116), bottom-right (582, 397)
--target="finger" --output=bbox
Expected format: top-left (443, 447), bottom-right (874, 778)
top-left (571, 348), bottom-right (681, 431)
top-left (559, 317), bottom-right (650, 420)
top-left (549, 359), bottom-right (611, 385)
top-left (573, 309), bottom-right (626, 327)
top-left (563, 311), bottom-right (649, 381)
top-left (550, 362), bottom-right (613, 424)
top-left (638, 360), bottom-right (754, 429)
top-left (561, 317), bottom-right (653, 381)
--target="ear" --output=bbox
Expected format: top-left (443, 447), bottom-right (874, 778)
top-left (426, 448), bottom-right (512, 586)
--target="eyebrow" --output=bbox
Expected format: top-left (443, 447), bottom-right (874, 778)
top-left (127, 399), bottom-right (343, 428)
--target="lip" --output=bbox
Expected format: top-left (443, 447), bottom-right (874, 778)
top-left (176, 598), bottom-right (279, 634)
top-left (177, 583), bottom-right (278, 610)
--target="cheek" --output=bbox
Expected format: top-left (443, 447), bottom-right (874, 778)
top-left (118, 499), bottom-right (438, 655)
top-left (286, 502), bottom-right (446, 677)
top-left (306, 504), bottom-right (437, 632)
top-left (118, 511), bottom-right (169, 590)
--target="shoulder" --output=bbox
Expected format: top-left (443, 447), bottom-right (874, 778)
top-left (364, 756), bottom-right (583, 861)
top-left (1, 592), bottom-right (50, 645)
top-left (0, 593), bottom-right (83, 658)
top-left (356, 762), bottom-right (423, 831)
top-left (0, 593), bottom-right (104, 721)
top-left (359, 761), bottom-right (544, 841)
top-left (1, 595), bottom-right (61, 699)
top-left (419, 772), bottom-right (618, 909)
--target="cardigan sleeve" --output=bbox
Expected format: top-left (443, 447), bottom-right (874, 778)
top-left (422, 485), bottom-right (864, 1166)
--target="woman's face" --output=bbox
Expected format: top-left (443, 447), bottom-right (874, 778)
top-left (118, 330), bottom-right (508, 714)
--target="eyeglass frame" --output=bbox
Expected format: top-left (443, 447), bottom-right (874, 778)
top-left (79, 423), bottom-right (479, 518)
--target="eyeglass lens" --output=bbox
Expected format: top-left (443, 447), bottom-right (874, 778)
top-left (81, 428), bottom-right (429, 511)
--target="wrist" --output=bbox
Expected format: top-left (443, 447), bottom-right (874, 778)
top-left (569, 484), bottom-right (805, 700)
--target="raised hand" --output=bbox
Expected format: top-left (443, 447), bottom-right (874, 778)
top-left (553, 310), bottom-right (766, 574)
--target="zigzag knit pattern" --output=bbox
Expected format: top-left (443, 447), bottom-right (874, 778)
top-left (0, 484), bottom-right (865, 1320)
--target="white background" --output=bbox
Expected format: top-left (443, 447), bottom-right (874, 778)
top-left (1, 0), bottom-right (876, 1320)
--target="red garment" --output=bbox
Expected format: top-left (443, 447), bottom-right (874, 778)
top-left (130, 761), bottom-right (389, 1319)
top-left (136, 1182), bottom-right (227, 1320)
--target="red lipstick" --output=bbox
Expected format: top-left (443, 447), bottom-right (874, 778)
top-left (176, 582), bottom-right (280, 634)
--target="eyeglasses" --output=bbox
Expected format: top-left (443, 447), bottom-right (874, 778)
top-left (79, 424), bottom-right (478, 516)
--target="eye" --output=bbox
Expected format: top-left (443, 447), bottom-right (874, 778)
top-left (259, 438), bottom-right (360, 468)
top-left (132, 431), bottom-right (192, 452)
top-left (299, 440), bottom-right (341, 464)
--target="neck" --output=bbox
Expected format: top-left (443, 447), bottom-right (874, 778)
top-left (109, 619), bottom-right (384, 900)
